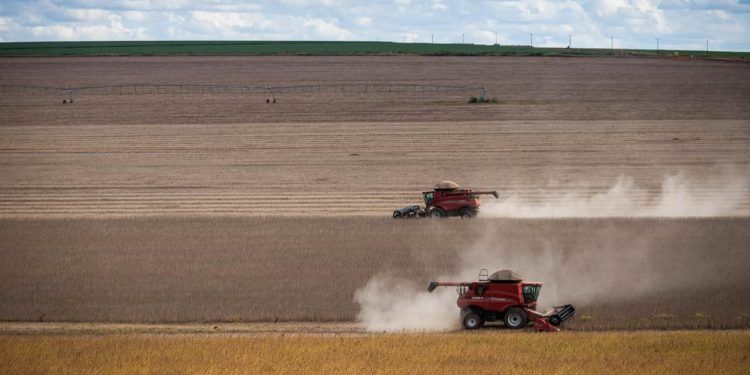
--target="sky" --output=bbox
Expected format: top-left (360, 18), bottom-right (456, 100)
top-left (0, 0), bottom-right (748, 51)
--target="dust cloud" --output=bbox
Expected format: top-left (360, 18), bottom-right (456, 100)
top-left (355, 174), bottom-right (748, 332)
top-left (354, 276), bottom-right (459, 332)
top-left (354, 229), bottom-right (705, 332)
top-left (481, 174), bottom-right (748, 218)
top-left (457, 234), bottom-right (656, 309)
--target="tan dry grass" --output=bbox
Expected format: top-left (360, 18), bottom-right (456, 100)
top-left (0, 331), bottom-right (748, 374)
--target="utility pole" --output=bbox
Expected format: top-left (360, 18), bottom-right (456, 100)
top-left (706, 40), bottom-right (709, 54)
top-left (568, 34), bottom-right (572, 48)
top-left (530, 33), bottom-right (533, 47)
top-left (656, 38), bottom-right (659, 53)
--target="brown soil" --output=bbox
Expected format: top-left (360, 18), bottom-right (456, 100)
top-left (0, 56), bottom-right (748, 329)
top-left (0, 120), bottom-right (747, 217)
top-left (1, 56), bottom-right (749, 125)
top-left (1, 56), bottom-right (748, 217)
top-left (0, 217), bottom-right (748, 330)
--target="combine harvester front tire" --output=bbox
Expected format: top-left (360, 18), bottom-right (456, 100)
top-left (504, 307), bottom-right (529, 329)
top-left (462, 311), bottom-right (484, 329)
top-left (430, 208), bottom-right (446, 218)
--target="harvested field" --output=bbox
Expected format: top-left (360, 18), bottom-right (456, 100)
top-left (1, 331), bottom-right (748, 374)
top-left (1, 56), bottom-right (749, 125)
top-left (1, 56), bottom-right (748, 217)
top-left (0, 217), bottom-right (748, 330)
top-left (0, 55), bottom-right (748, 334)
top-left (0, 120), bottom-right (747, 217)
top-left (0, 322), bottom-right (362, 336)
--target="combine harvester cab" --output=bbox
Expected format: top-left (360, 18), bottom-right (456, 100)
top-left (392, 181), bottom-right (498, 219)
top-left (428, 269), bottom-right (575, 332)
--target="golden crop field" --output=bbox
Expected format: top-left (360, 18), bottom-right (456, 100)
top-left (1, 330), bottom-right (749, 374)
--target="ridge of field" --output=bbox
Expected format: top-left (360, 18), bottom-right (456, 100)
top-left (1, 331), bottom-right (749, 374)
top-left (1, 217), bottom-right (748, 329)
top-left (2, 40), bottom-right (750, 59)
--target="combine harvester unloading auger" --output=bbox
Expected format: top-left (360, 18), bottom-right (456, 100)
top-left (392, 181), bottom-right (498, 219)
top-left (428, 269), bottom-right (576, 331)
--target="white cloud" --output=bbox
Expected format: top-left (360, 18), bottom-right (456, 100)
top-left (354, 16), bottom-right (372, 27)
top-left (190, 10), bottom-right (270, 33)
top-left (431, 0), bottom-right (447, 11)
top-left (30, 18), bottom-right (147, 41)
top-left (303, 18), bottom-right (355, 40)
top-left (122, 10), bottom-right (149, 22)
top-left (0, 17), bottom-right (17, 32)
top-left (0, 0), bottom-right (747, 50)
top-left (589, 0), bottom-right (628, 17)
top-left (278, 0), bottom-right (347, 6)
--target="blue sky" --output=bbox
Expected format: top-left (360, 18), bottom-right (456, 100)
top-left (0, 1), bottom-right (748, 51)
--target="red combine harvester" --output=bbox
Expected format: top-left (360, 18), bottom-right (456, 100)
top-left (392, 181), bottom-right (498, 218)
top-left (428, 269), bottom-right (575, 331)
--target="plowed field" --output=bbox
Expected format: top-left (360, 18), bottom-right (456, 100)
top-left (0, 56), bottom-right (748, 329)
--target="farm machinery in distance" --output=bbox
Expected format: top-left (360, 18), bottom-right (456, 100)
top-left (428, 269), bottom-right (576, 331)
top-left (392, 181), bottom-right (498, 219)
